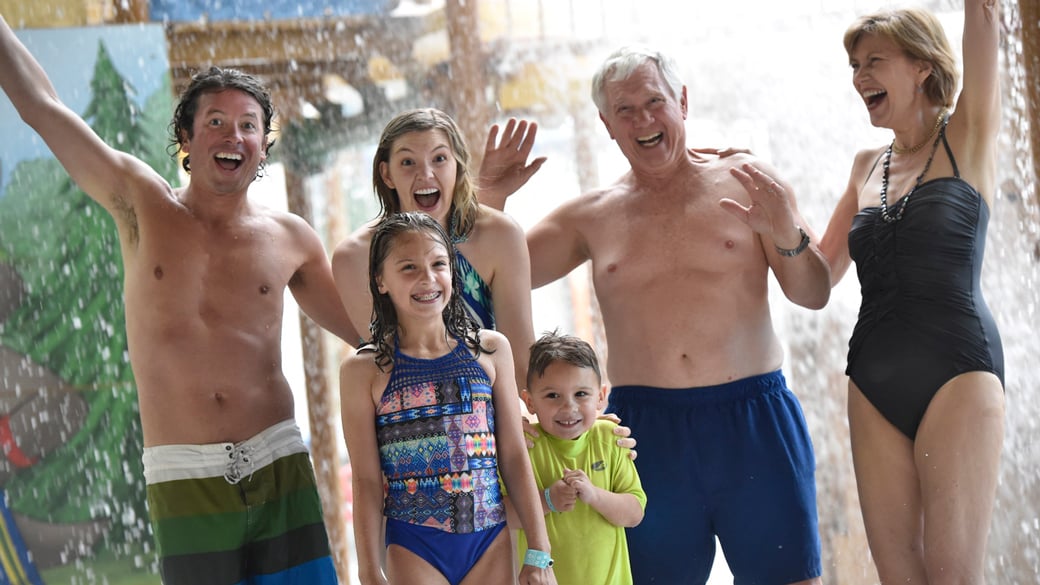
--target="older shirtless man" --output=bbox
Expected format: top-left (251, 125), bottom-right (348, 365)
top-left (494, 46), bottom-right (831, 584)
top-left (0, 17), bottom-right (357, 584)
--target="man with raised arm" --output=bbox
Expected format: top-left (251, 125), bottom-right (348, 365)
top-left (0, 16), bottom-right (357, 584)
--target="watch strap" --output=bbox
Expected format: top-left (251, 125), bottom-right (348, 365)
top-left (523, 548), bottom-right (554, 569)
top-left (775, 226), bottom-right (810, 257)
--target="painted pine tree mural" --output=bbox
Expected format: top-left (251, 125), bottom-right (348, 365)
top-left (0, 39), bottom-right (177, 560)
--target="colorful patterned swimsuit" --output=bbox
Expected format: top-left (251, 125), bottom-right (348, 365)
top-left (456, 251), bottom-right (495, 330)
top-left (376, 338), bottom-right (505, 533)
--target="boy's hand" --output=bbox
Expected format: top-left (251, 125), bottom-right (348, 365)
top-left (562, 468), bottom-right (596, 504)
top-left (547, 478), bottom-right (577, 513)
top-left (598, 413), bottom-right (638, 460)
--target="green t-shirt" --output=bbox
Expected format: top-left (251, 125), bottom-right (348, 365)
top-left (517, 420), bottom-right (647, 585)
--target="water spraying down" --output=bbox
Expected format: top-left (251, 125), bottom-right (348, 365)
top-left (0, 1), bottom-right (1036, 583)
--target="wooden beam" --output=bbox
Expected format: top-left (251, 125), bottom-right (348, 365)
top-left (1020, 0), bottom-right (1040, 209)
top-left (165, 13), bottom-right (440, 104)
top-left (167, 18), bottom-right (374, 69)
top-left (446, 0), bottom-right (490, 170)
top-left (283, 164), bottom-right (351, 583)
top-left (111, 0), bottom-right (148, 23)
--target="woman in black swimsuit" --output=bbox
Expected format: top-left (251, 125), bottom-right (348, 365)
top-left (819, 2), bottom-right (1005, 582)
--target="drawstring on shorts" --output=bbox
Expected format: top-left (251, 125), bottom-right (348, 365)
top-left (224, 444), bottom-right (255, 484)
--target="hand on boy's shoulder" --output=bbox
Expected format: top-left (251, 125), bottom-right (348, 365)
top-left (597, 413), bottom-right (637, 460)
top-left (522, 416), bottom-right (540, 448)
top-left (521, 416), bottom-right (636, 460)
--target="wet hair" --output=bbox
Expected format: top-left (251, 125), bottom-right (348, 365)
top-left (372, 108), bottom-right (479, 242)
top-left (843, 8), bottom-right (958, 109)
top-left (365, 211), bottom-right (487, 370)
top-left (168, 66), bottom-right (277, 176)
top-left (527, 329), bottom-right (602, 389)
top-left (591, 45), bottom-right (685, 115)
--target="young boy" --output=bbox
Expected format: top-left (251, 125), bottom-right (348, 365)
top-left (516, 331), bottom-right (646, 584)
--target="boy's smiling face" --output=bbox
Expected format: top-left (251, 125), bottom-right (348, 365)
top-left (524, 361), bottom-right (606, 440)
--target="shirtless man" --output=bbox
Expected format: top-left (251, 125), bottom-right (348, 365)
top-left (492, 46), bottom-right (831, 584)
top-left (0, 16), bottom-right (357, 584)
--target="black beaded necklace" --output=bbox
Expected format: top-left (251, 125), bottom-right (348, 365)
top-left (879, 113), bottom-right (949, 223)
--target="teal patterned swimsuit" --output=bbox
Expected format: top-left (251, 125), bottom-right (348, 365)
top-left (455, 251), bottom-right (495, 330)
top-left (376, 338), bottom-right (505, 533)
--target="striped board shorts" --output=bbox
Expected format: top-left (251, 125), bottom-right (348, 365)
top-left (143, 419), bottom-right (336, 585)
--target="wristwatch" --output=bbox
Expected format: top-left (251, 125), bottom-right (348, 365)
top-left (523, 549), bottom-right (554, 569)
top-left (775, 226), bottom-right (810, 257)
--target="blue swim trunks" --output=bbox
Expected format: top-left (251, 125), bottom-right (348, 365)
top-left (607, 370), bottom-right (821, 585)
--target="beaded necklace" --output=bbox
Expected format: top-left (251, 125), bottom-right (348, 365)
top-left (879, 113), bottom-right (949, 223)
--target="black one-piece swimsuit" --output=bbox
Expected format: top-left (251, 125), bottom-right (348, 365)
top-left (846, 129), bottom-right (1005, 440)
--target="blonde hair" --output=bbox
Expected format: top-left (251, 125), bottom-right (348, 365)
top-left (372, 109), bottom-right (479, 241)
top-left (843, 7), bottom-right (959, 108)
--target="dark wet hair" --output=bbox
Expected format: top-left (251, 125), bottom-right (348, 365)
top-left (372, 108), bottom-right (479, 242)
top-left (168, 66), bottom-right (277, 176)
top-left (527, 329), bottom-right (602, 389)
top-left (843, 8), bottom-right (958, 109)
top-left (365, 211), bottom-right (487, 370)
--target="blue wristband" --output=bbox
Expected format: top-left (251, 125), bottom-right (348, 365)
top-left (523, 548), bottom-right (554, 569)
top-left (543, 487), bottom-right (558, 513)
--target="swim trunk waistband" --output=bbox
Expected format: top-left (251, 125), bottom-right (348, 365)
top-left (142, 419), bottom-right (307, 485)
top-left (610, 370), bottom-right (788, 408)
